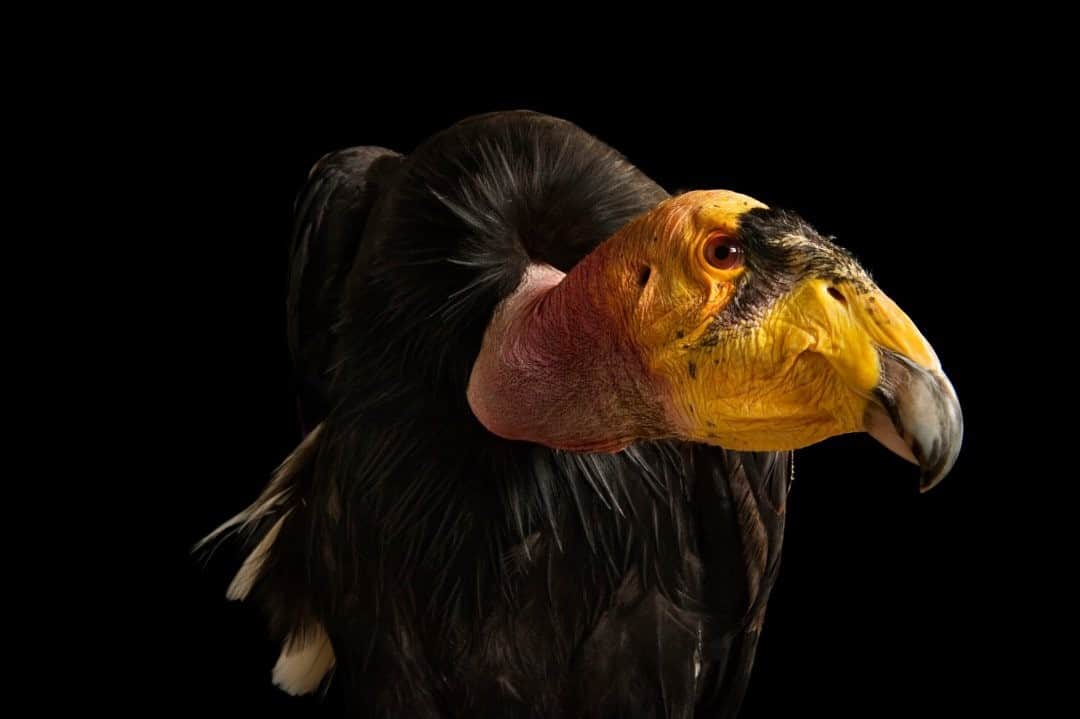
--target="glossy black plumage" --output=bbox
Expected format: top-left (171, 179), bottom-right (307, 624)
top-left (219, 111), bottom-right (791, 718)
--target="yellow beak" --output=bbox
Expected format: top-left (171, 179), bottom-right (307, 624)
top-left (778, 278), bottom-right (963, 491)
top-left (672, 276), bottom-right (962, 491)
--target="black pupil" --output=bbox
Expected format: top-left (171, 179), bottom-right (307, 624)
top-left (714, 244), bottom-right (732, 261)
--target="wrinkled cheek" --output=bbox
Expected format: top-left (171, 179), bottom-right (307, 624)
top-left (722, 323), bottom-right (812, 387)
top-left (700, 340), bottom-right (868, 447)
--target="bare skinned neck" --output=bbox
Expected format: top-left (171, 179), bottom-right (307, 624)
top-left (467, 249), bottom-right (660, 452)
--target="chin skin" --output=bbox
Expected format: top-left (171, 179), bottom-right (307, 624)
top-left (661, 347), bottom-right (870, 452)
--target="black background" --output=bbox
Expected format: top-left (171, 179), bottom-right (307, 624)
top-left (155, 67), bottom-right (1032, 716)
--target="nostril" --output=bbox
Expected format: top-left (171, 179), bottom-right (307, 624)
top-left (827, 286), bottom-right (848, 305)
top-left (638, 266), bottom-right (651, 287)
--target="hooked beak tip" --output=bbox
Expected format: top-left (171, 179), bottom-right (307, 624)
top-left (866, 352), bottom-right (963, 492)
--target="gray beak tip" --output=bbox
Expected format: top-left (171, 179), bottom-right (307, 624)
top-left (916, 420), bottom-right (963, 493)
top-left (919, 465), bottom-right (950, 493)
top-left (868, 351), bottom-right (963, 493)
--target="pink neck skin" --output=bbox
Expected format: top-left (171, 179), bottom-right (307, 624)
top-left (467, 250), bottom-right (663, 452)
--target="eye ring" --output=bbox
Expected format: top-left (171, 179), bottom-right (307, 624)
top-left (704, 233), bottom-right (745, 271)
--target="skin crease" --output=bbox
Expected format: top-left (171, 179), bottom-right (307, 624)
top-left (467, 190), bottom-right (943, 454)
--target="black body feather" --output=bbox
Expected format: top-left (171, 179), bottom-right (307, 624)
top-left (221, 111), bottom-right (791, 718)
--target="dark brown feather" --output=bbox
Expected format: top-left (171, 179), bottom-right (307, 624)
top-left (214, 111), bottom-right (792, 718)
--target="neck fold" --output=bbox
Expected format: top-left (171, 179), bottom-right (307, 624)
top-left (467, 250), bottom-right (658, 452)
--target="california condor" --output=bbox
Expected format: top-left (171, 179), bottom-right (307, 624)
top-left (200, 111), bottom-right (962, 718)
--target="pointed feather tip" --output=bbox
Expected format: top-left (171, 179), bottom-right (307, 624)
top-left (225, 512), bottom-right (290, 600)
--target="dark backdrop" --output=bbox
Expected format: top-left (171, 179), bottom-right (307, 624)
top-left (157, 75), bottom-right (1024, 716)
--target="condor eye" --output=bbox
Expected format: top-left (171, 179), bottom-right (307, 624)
top-left (705, 234), bottom-right (745, 270)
